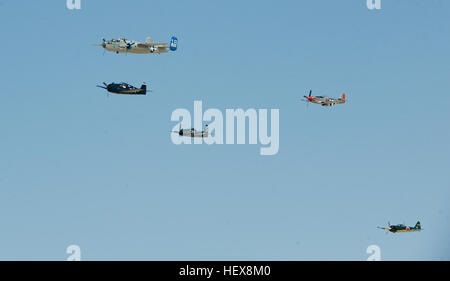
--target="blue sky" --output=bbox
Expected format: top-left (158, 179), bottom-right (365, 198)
top-left (0, 0), bottom-right (449, 260)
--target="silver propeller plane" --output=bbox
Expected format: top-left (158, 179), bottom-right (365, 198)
top-left (171, 124), bottom-right (209, 138)
top-left (302, 90), bottom-right (346, 107)
top-left (93, 36), bottom-right (178, 54)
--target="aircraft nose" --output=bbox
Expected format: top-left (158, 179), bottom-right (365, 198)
top-left (102, 43), bottom-right (106, 48)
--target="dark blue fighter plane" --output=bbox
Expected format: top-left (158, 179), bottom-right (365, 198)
top-left (96, 82), bottom-right (150, 95)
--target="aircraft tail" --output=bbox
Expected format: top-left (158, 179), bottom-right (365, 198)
top-left (203, 124), bottom-right (209, 137)
top-left (415, 221), bottom-right (421, 229)
top-left (341, 93), bottom-right (346, 103)
top-left (141, 83), bottom-right (147, 92)
top-left (169, 36), bottom-right (178, 51)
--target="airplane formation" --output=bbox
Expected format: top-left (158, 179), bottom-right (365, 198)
top-left (91, 35), bottom-right (422, 234)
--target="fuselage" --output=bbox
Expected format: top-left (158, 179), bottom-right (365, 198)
top-left (379, 221), bottom-right (422, 233)
top-left (306, 95), bottom-right (345, 106)
top-left (102, 39), bottom-right (153, 54)
top-left (101, 83), bottom-right (146, 95)
top-left (100, 38), bottom-right (172, 54)
top-left (387, 224), bottom-right (421, 233)
top-left (179, 129), bottom-right (208, 138)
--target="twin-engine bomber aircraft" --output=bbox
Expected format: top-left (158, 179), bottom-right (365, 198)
top-left (377, 221), bottom-right (422, 233)
top-left (96, 82), bottom-right (150, 95)
top-left (171, 124), bottom-right (209, 138)
top-left (93, 36), bottom-right (178, 54)
top-left (302, 90), bottom-right (346, 107)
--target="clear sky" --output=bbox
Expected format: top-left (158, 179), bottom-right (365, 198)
top-left (0, 0), bottom-right (449, 260)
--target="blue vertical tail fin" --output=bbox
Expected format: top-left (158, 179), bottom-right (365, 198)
top-left (169, 36), bottom-right (178, 51)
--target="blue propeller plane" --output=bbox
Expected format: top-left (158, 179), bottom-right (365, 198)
top-left (96, 82), bottom-right (150, 95)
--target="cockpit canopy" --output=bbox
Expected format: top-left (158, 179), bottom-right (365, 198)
top-left (117, 82), bottom-right (137, 89)
top-left (109, 39), bottom-right (123, 43)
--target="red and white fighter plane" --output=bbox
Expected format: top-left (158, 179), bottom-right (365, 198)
top-left (302, 90), bottom-right (346, 107)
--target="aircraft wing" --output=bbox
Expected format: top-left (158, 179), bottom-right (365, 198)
top-left (136, 43), bottom-right (170, 53)
top-left (136, 42), bottom-right (169, 48)
top-left (156, 46), bottom-right (170, 53)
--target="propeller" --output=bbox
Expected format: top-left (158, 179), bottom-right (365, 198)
top-left (124, 41), bottom-right (133, 56)
top-left (92, 39), bottom-right (107, 55)
top-left (171, 124), bottom-right (183, 135)
top-left (303, 90), bottom-right (312, 99)
top-left (302, 90), bottom-right (313, 101)
top-left (377, 226), bottom-right (390, 234)
top-left (96, 82), bottom-right (107, 89)
top-left (301, 90), bottom-right (313, 109)
top-left (96, 82), bottom-right (110, 98)
top-left (92, 38), bottom-right (106, 48)
top-left (377, 221), bottom-right (392, 233)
